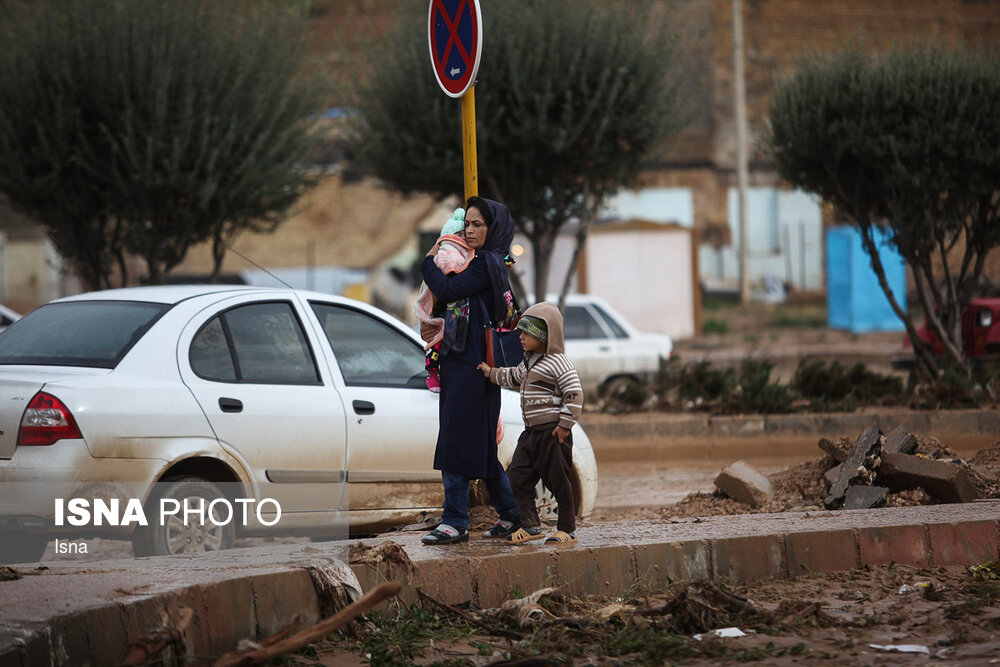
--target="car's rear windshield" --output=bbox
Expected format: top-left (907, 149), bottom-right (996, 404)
top-left (0, 300), bottom-right (170, 368)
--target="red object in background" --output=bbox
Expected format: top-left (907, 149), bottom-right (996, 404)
top-left (903, 298), bottom-right (1000, 358)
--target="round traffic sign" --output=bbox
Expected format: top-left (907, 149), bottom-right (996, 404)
top-left (428, 0), bottom-right (482, 98)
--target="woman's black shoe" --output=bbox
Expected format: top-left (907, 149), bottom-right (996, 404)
top-left (421, 527), bottom-right (469, 545)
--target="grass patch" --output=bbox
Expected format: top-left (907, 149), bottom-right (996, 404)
top-left (791, 359), bottom-right (905, 411)
top-left (767, 310), bottom-right (827, 328)
top-left (702, 317), bottom-right (730, 334)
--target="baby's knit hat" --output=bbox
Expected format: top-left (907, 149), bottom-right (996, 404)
top-left (516, 315), bottom-right (548, 342)
top-left (441, 208), bottom-right (465, 236)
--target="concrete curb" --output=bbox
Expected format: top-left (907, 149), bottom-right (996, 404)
top-left (580, 407), bottom-right (1000, 461)
top-left (5, 502), bottom-right (997, 665)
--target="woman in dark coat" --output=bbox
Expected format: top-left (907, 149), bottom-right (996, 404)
top-left (419, 197), bottom-right (522, 544)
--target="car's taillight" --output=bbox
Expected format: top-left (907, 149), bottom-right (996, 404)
top-left (17, 392), bottom-right (82, 446)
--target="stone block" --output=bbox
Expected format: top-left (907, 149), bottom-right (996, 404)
top-left (818, 437), bottom-right (849, 462)
top-left (824, 426), bottom-right (882, 509)
top-left (252, 571), bottom-right (320, 639)
top-left (412, 558), bottom-right (474, 606)
top-left (843, 485), bottom-right (889, 509)
top-left (553, 546), bottom-right (635, 598)
top-left (879, 452), bottom-right (981, 503)
top-left (785, 530), bottom-right (858, 576)
top-left (927, 521), bottom-right (1000, 566)
top-left (472, 552), bottom-right (555, 608)
top-left (83, 602), bottom-right (128, 665)
top-left (197, 579), bottom-right (256, 654)
top-left (711, 535), bottom-right (784, 583)
top-left (857, 525), bottom-right (931, 567)
top-left (823, 464), bottom-right (841, 490)
top-left (634, 540), bottom-right (710, 592)
top-left (714, 461), bottom-right (773, 508)
top-left (882, 424), bottom-right (916, 454)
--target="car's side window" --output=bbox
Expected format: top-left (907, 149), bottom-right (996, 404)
top-left (190, 302), bottom-right (320, 385)
top-left (564, 305), bottom-right (608, 340)
top-left (311, 303), bottom-right (426, 387)
top-left (591, 304), bottom-right (630, 339)
top-left (190, 317), bottom-right (237, 381)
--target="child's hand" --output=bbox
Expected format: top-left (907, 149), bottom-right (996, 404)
top-left (477, 362), bottom-right (492, 378)
top-left (552, 425), bottom-right (571, 444)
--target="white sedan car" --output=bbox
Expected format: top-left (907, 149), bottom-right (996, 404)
top-left (558, 294), bottom-right (674, 396)
top-left (0, 286), bottom-right (597, 561)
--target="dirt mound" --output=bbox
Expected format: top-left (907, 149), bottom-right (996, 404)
top-left (655, 434), bottom-right (1000, 521)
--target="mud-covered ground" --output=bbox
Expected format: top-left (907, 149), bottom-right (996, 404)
top-left (308, 563), bottom-right (1000, 666)
top-left (300, 439), bottom-right (1000, 666)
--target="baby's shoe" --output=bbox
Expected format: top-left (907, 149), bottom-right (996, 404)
top-left (426, 372), bottom-right (441, 393)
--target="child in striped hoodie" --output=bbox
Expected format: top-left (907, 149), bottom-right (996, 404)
top-left (477, 301), bottom-right (584, 544)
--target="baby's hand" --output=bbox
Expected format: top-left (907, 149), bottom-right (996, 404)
top-left (477, 363), bottom-right (492, 378)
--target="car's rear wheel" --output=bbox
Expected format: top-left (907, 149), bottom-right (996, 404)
top-left (131, 477), bottom-right (235, 557)
top-left (0, 532), bottom-right (48, 564)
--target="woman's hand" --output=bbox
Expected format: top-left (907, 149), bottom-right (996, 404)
top-left (426, 240), bottom-right (441, 257)
top-left (552, 425), bottom-right (571, 444)
top-left (477, 362), bottom-right (492, 378)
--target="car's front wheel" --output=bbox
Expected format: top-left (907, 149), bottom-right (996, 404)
top-left (0, 532), bottom-right (49, 564)
top-left (131, 477), bottom-right (235, 557)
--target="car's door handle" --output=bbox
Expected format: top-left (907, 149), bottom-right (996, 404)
top-left (353, 400), bottom-right (375, 415)
top-left (219, 397), bottom-right (243, 413)
top-left (598, 345), bottom-right (611, 352)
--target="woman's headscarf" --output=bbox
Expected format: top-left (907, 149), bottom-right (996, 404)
top-left (475, 198), bottom-right (520, 327)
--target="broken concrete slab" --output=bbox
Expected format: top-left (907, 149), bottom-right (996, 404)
top-left (878, 453), bottom-right (982, 504)
top-left (818, 437), bottom-right (850, 462)
top-left (823, 464), bottom-right (842, 491)
top-left (714, 461), bottom-right (773, 508)
top-left (882, 425), bottom-right (917, 455)
top-left (843, 485), bottom-right (889, 510)
top-left (824, 426), bottom-right (883, 510)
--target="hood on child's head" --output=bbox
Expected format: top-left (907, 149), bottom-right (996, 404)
top-left (520, 301), bottom-right (565, 355)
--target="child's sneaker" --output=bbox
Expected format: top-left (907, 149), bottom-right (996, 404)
top-left (482, 519), bottom-right (520, 538)
top-left (421, 524), bottom-right (468, 545)
top-left (426, 372), bottom-right (441, 393)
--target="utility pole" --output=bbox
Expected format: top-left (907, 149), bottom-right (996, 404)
top-left (732, 0), bottom-right (750, 304)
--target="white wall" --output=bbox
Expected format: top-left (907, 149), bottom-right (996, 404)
top-left (584, 226), bottom-right (695, 340)
top-left (698, 188), bottom-right (823, 293)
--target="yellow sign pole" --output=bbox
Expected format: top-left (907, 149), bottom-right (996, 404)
top-left (461, 86), bottom-right (478, 200)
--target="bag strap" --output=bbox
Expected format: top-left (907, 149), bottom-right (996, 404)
top-left (477, 295), bottom-right (495, 328)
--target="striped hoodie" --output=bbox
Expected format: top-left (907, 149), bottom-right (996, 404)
top-left (487, 301), bottom-right (584, 430)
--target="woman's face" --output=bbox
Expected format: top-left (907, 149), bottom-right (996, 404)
top-left (464, 206), bottom-right (488, 250)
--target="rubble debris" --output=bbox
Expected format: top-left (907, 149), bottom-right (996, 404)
top-left (213, 582), bottom-right (402, 667)
top-left (882, 424), bottom-right (917, 455)
top-left (498, 588), bottom-right (560, 628)
top-left (349, 541), bottom-right (415, 577)
top-left (662, 580), bottom-right (763, 634)
top-left (817, 436), bottom-right (850, 462)
top-left (307, 560), bottom-right (363, 616)
top-left (123, 606), bottom-right (193, 665)
top-left (714, 460), bottom-right (773, 507)
top-left (0, 566), bottom-right (21, 582)
top-left (824, 426), bottom-right (883, 509)
top-left (822, 464), bottom-right (841, 490)
top-left (417, 588), bottom-right (526, 640)
top-left (842, 485), bottom-right (889, 509)
top-left (878, 452), bottom-right (982, 503)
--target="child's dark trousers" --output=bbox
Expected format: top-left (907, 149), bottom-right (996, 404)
top-left (507, 424), bottom-right (576, 534)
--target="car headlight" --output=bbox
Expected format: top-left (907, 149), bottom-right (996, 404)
top-left (978, 309), bottom-right (993, 328)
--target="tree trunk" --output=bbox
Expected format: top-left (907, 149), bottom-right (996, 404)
top-left (856, 224), bottom-right (940, 381)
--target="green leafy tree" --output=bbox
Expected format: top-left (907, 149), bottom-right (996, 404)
top-left (351, 0), bottom-right (687, 304)
top-left (769, 45), bottom-right (1000, 381)
top-left (0, 0), bottom-right (327, 288)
